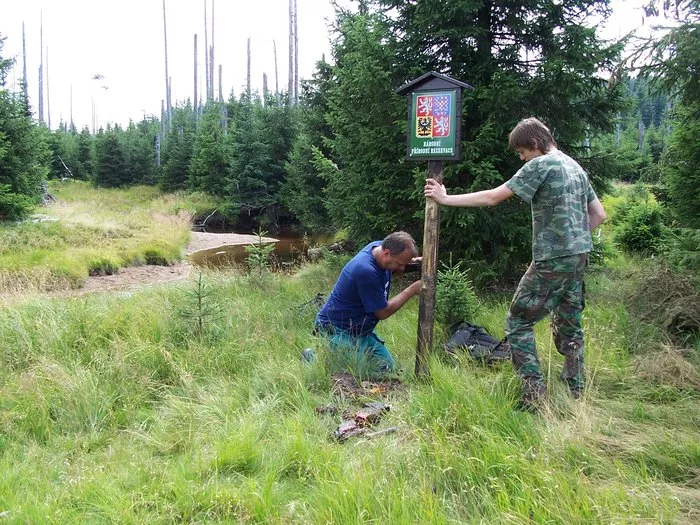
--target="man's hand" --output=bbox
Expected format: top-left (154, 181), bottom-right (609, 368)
top-left (424, 179), bottom-right (447, 204)
top-left (403, 257), bottom-right (422, 275)
top-left (407, 279), bottom-right (423, 296)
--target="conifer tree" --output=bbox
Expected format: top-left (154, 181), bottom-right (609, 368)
top-left (280, 58), bottom-right (334, 232)
top-left (123, 119), bottom-right (158, 185)
top-left (319, 1), bottom-right (624, 276)
top-left (189, 105), bottom-right (231, 195)
top-left (160, 105), bottom-right (196, 191)
top-left (74, 127), bottom-right (94, 180)
top-left (94, 126), bottom-right (128, 187)
top-left (0, 35), bottom-right (50, 220)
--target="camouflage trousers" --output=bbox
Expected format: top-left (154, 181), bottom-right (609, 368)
top-left (505, 254), bottom-right (588, 393)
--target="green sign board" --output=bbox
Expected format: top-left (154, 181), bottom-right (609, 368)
top-left (397, 72), bottom-right (470, 162)
top-left (408, 90), bottom-right (458, 160)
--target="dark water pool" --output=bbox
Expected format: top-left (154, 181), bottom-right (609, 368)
top-left (188, 236), bottom-right (328, 268)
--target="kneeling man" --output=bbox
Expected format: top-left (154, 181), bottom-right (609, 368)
top-left (314, 231), bottom-right (422, 372)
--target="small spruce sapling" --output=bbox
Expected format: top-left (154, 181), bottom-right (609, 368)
top-left (436, 258), bottom-right (479, 328)
top-left (180, 270), bottom-right (221, 338)
top-left (245, 228), bottom-right (276, 276)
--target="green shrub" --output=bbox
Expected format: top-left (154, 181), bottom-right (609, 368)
top-left (663, 228), bottom-right (700, 277)
top-left (614, 202), bottom-right (666, 255)
top-left (0, 184), bottom-right (35, 221)
top-left (436, 259), bottom-right (479, 327)
top-left (589, 229), bottom-right (615, 268)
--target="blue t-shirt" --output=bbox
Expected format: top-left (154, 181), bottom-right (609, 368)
top-left (315, 241), bottom-right (390, 336)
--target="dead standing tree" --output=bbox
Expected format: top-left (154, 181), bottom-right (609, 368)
top-left (210, 0), bottom-right (215, 101)
top-left (204, 0), bottom-right (209, 102)
top-left (263, 72), bottom-right (268, 105)
top-left (288, 0), bottom-right (294, 105)
top-left (46, 47), bottom-right (51, 129)
top-left (22, 22), bottom-right (28, 102)
top-left (162, 0), bottom-right (172, 132)
top-left (247, 37), bottom-right (252, 102)
top-left (273, 39), bottom-right (280, 104)
top-left (38, 11), bottom-right (44, 125)
top-left (294, 0), bottom-right (298, 104)
top-left (194, 34), bottom-right (198, 122)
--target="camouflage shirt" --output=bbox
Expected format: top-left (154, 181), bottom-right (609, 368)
top-left (506, 149), bottom-right (597, 261)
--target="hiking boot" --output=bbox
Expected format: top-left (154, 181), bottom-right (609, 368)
top-left (301, 348), bottom-right (316, 363)
top-left (518, 379), bottom-right (546, 412)
top-left (560, 374), bottom-right (584, 399)
top-left (567, 381), bottom-right (584, 400)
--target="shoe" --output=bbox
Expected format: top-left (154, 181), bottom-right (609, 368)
top-left (518, 379), bottom-right (546, 412)
top-left (560, 375), bottom-right (584, 399)
top-left (301, 348), bottom-right (316, 363)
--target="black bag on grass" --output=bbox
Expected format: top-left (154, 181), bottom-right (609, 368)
top-left (444, 322), bottom-right (511, 364)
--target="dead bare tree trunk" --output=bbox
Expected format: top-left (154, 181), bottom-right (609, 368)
top-left (209, 46), bottom-right (214, 101)
top-left (210, 0), bottom-right (215, 101)
top-left (168, 77), bottom-right (172, 129)
top-left (46, 46), bottom-right (51, 129)
top-left (263, 72), bottom-right (268, 106)
top-left (162, 0), bottom-right (172, 132)
top-left (160, 99), bottom-right (165, 143)
top-left (247, 37), bottom-right (251, 102)
top-left (38, 11), bottom-right (44, 125)
top-left (294, 0), bottom-right (298, 104)
top-left (204, 0), bottom-right (209, 102)
top-left (218, 64), bottom-right (223, 102)
top-left (194, 34), bottom-right (198, 122)
top-left (273, 39), bottom-right (279, 104)
top-left (155, 134), bottom-right (161, 168)
top-left (70, 84), bottom-right (73, 128)
top-left (22, 22), bottom-right (28, 103)
top-left (288, 0), bottom-right (293, 105)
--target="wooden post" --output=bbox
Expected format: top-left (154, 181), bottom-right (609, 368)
top-left (415, 160), bottom-right (443, 378)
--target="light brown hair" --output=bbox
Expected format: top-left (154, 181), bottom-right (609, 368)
top-left (508, 117), bottom-right (557, 153)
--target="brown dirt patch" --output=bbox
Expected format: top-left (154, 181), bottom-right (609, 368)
top-left (77, 262), bottom-right (193, 295)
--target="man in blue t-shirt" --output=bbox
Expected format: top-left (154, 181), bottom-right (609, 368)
top-left (314, 231), bottom-right (422, 372)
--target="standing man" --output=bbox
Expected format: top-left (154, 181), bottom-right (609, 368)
top-left (314, 231), bottom-right (422, 373)
top-left (424, 117), bottom-right (606, 410)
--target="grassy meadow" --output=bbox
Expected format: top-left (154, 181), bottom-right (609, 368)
top-left (0, 181), bottom-right (216, 294)
top-left (0, 185), bottom-right (698, 523)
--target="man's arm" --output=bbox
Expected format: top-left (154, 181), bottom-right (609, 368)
top-left (374, 280), bottom-right (422, 320)
top-left (588, 198), bottom-right (606, 231)
top-left (424, 179), bottom-right (513, 207)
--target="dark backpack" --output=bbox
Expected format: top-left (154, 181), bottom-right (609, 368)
top-left (444, 322), bottom-right (511, 364)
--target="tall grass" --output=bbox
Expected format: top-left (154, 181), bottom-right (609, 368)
top-left (1, 259), bottom-right (698, 523)
top-left (0, 182), bottom-right (208, 293)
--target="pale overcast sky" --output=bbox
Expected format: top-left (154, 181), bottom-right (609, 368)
top-left (0, 0), bottom-right (657, 131)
